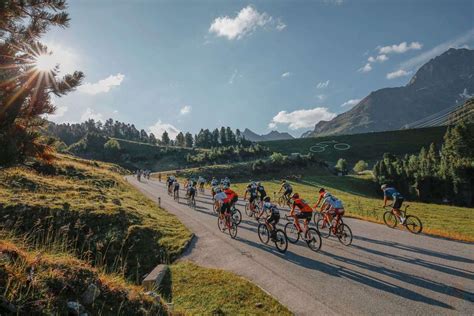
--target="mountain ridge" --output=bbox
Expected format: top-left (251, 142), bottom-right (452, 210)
top-left (305, 48), bottom-right (474, 137)
top-left (243, 128), bottom-right (294, 142)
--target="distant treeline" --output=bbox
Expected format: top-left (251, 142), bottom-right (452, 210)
top-left (186, 144), bottom-right (269, 164)
top-left (373, 122), bottom-right (474, 206)
top-left (47, 119), bottom-right (253, 149)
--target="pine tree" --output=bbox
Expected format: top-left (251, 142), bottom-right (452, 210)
top-left (0, 1), bottom-right (84, 164)
top-left (175, 132), bottom-right (185, 147)
top-left (161, 131), bottom-right (170, 145)
top-left (184, 132), bottom-right (194, 148)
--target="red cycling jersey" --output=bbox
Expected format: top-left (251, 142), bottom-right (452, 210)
top-left (223, 188), bottom-right (238, 204)
top-left (293, 198), bottom-right (313, 213)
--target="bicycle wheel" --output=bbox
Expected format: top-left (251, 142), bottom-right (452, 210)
top-left (336, 223), bottom-right (353, 246)
top-left (274, 229), bottom-right (288, 253)
top-left (383, 211), bottom-right (397, 228)
top-left (217, 217), bottom-right (226, 232)
top-left (313, 212), bottom-right (322, 226)
top-left (305, 228), bottom-right (322, 252)
top-left (258, 224), bottom-right (270, 244)
top-left (245, 203), bottom-right (253, 217)
top-left (278, 196), bottom-right (285, 207)
top-left (232, 209), bottom-right (242, 225)
top-left (405, 215), bottom-right (423, 234)
top-left (229, 222), bottom-right (238, 239)
top-left (316, 218), bottom-right (331, 238)
top-left (284, 222), bottom-right (300, 244)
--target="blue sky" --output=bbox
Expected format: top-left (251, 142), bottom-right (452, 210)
top-left (44, 0), bottom-right (474, 138)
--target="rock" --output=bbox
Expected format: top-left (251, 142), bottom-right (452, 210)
top-left (255, 302), bottom-right (264, 308)
top-left (144, 291), bottom-right (161, 303)
top-left (142, 264), bottom-right (169, 291)
top-left (81, 284), bottom-right (100, 305)
top-left (67, 301), bottom-right (85, 315)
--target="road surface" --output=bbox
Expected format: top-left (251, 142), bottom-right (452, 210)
top-left (129, 176), bottom-right (474, 315)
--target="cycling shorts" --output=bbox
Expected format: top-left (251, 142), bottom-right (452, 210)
top-left (249, 195), bottom-right (257, 203)
top-left (284, 188), bottom-right (293, 196)
top-left (328, 207), bottom-right (344, 216)
top-left (393, 196), bottom-right (404, 209)
top-left (268, 214), bottom-right (280, 226)
top-left (296, 212), bottom-right (312, 221)
top-left (220, 202), bottom-right (231, 214)
top-left (173, 186), bottom-right (179, 192)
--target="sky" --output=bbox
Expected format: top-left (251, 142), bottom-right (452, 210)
top-left (44, 0), bottom-right (474, 138)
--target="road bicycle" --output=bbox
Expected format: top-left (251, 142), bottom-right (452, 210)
top-left (274, 192), bottom-right (291, 208)
top-left (244, 199), bottom-right (261, 218)
top-left (284, 214), bottom-right (322, 252)
top-left (217, 211), bottom-right (238, 239)
top-left (383, 205), bottom-right (423, 234)
top-left (257, 217), bottom-right (288, 253)
top-left (187, 192), bottom-right (196, 209)
top-left (315, 211), bottom-right (353, 246)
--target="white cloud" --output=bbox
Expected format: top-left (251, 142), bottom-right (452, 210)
top-left (340, 99), bottom-right (361, 107)
top-left (281, 72), bottom-right (291, 78)
top-left (359, 63), bottom-right (372, 73)
top-left (78, 73), bottom-right (125, 95)
top-left (209, 6), bottom-right (283, 40)
top-left (46, 103), bottom-right (68, 123)
top-left (386, 69), bottom-right (412, 79)
top-left (378, 41), bottom-right (422, 55)
top-left (180, 105), bottom-right (192, 115)
top-left (269, 107), bottom-right (337, 130)
top-left (276, 19), bottom-right (287, 31)
top-left (368, 54), bottom-right (388, 63)
top-left (316, 94), bottom-right (326, 101)
top-left (400, 29), bottom-right (474, 70)
top-left (316, 80), bottom-right (330, 89)
top-left (149, 120), bottom-right (180, 139)
top-left (323, 0), bottom-right (344, 5)
top-left (81, 107), bottom-right (104, 122)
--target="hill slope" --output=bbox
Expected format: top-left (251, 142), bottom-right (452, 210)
top-left (306, 48), bottom-right (474, 137)
top-left (261, 126), bottom-right (448, 164)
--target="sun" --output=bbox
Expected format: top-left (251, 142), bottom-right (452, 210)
top-left (34, 53), bottom-right (57, 72)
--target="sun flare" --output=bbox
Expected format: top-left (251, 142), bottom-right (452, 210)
top-left (34, 53), bottom-right (57, 72)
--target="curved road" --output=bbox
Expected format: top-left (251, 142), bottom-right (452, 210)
top-left (129, 177), bottom-right (474, 315)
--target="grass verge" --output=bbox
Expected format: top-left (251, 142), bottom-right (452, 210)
top-left (159, 261), bottom-right (291, 315)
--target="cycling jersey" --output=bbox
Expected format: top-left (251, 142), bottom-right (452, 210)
top-left (263, 202), bottom-right (279, 216)
top-left (246, 185), bottom-right (257, 197)
top-left (173, 182), bottom-right (180, 191)
top-left (211, 179), bottom-right (219, 187)
top-left (223, 188), bottom-right (238, 204)
top-left (323, 196), bottom-right (344, 209)
top-left (282, 183), bottom-right (292, 191)
top-left (214, 191), bottom-right (227, 202)
top-left (384, 187), bottom-right (402, 200)
top-left (257, 185), bottom-right (267, 198)
top-left (293, 198), bottom-right (313, 213)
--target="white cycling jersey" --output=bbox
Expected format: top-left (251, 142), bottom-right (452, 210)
top-left (214, 191), bottom-right (227, 202)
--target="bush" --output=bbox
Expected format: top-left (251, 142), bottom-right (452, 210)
top-left (353, 160), bottom-right (368, 173)
top-left (335, 158), bottom-right (348, 174)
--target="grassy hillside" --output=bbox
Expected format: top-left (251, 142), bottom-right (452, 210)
top-left (0, 154), bottom-right (192, 280)
top-left (160, 261), bottom-right (291, 315)
top-left (0, 234), bottom-right (166, 315)
top-left (261, 126), bottom-right (448, 164)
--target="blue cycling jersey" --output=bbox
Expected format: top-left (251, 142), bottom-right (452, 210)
top-left (384, 187), bottom-right (401, 199)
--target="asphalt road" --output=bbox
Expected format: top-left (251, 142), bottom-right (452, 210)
top-left (129, 176), bottom-right (474, 315)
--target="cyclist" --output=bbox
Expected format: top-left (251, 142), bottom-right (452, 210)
top-left (279, 180), bottom-right (293, 202)
top-left (314, 188), bottom-right (327, 210)
top-left (220, 185), bottom-right (238, 221)
top-left (198, 176), bottom-right (206, 191)
top-left (289, 193), bottom-right (313, 234)
top-left (222, 177), bottom-right (231, 187)
top-left (244, 181), bottom-right (258, 212)
top-left (318, 191), bottom-right (345, 231)
top-left (167, 176), bottom-right (174, 194)
top-left (381, 184), bottom-right (405, 223)
top-left (173, 179), bottom-right (180, 199)
top-left (256, 182), bottom-right (267, 205)
top-left (187, 181), bottom-right (196, 204)
top-left (258, 196), bottom-right (280, 240)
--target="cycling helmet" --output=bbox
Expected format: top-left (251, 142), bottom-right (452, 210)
top-left (319, 188), bottom-right (325, 193)
top-left (291, 193), bottom-right (299, 199)
top-left (381, 184), bottom-right (388, 190)
top-left (263, 196), bottom-right (271, 203)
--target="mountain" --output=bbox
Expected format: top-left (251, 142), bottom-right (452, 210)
top-left (242, 128), bottom-right (294, 142)
top-left (305, 48), bottom-right (474, 137)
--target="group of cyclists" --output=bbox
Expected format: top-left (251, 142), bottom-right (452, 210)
top-left (135, 169), bottom-right (151, 181)
top-left (162, 172), bottom-right (409, 249)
